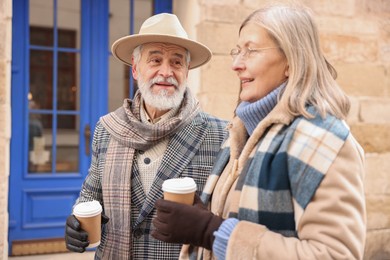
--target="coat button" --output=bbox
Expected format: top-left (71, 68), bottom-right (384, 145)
top-left (138, 150), bottom-right (144, 155)
top-left (144, 157), bottom-right (151, 164)
top-left (133, 228), bottom-right (143, 239)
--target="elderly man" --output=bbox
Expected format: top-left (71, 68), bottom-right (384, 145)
top-left (64, 13), bottom-right (226, 259)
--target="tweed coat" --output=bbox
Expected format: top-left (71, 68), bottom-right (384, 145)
top-left (184, 104), bottom-right (366, 260)
top-left (76, 111), bottom-right (227, 259)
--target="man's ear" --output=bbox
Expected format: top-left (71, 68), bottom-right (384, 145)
top-left (132, 57), bottom-right (138, 80)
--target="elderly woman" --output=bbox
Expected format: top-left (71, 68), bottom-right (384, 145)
top-left (152, 3), bottom-right (366, 259)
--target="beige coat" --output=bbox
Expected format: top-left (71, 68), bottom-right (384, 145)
top-left (211, 107), bottom-right (366, 259)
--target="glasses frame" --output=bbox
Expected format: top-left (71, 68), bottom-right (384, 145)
top-left (230, 46), bottom-right (279, 59)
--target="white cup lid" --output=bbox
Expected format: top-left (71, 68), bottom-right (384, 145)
top-left (73, 200), bottom-right (102, 217)
top-left (162, 177), bottom-right (197, 194)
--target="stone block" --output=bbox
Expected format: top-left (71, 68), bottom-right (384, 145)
top-left (387, 65), bottom-right (390, 96)
top-left (302, 0), bottom-right (356, 17)
top-left (197, 22), bottom-right (240, 55)
top-left (365, 195), bottom-right (390, 230)
top-left (241, 0), bottom-right (268, 9)
top-left (0, 0), bottom-right (13, 20)
top-left (365, 0), bottom-right (390, 14)
top-left (350, 123), bottom-right (390, 153)
top-left (364, 153), bottom-right (390, 195)
top-left (346, 96), bottom-right (360, 124)
top-left (201, 4), bottom-right (244, 24)
top-left (0, 139), bottom-right (10, 178)
top-left (0, 104), bottom-right (11, 139)
top-left (200, 0), bottom-right (240, 6)
top-left (0, 140), bottom-right (4, 174)
top-left (334, 63), bottom-right (387, 97)
top-left (0, 210), bottom-right (8, 259)
top-left (364, 229), bottom-right (390, 260)
top-left (320, 34), bottom-right (378, 63)
top-left (200, 54), bottom-right (239, 95)
top-left (0, 22), bottom-right (5, 61)
top-left (380, 41), bottom-right (390, 63)
top-left (360, 98), bottom-right (390, 123)
top-left (0, 62), bottom-right (6, 104)
top-left (198, 93), bottom-right (237, 120)
top-left (381, 19), bottom-right (390, 38)
top-left (0, 111), bottom-right (6, 138)
top-left (4, 19), bottom-right (12, 61)
top-left (317, 17), bottom-right (378, 37)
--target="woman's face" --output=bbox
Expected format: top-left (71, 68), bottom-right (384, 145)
top-left (232, 23), bottom-right (289, 103)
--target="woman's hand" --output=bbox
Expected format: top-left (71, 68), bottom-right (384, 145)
top-left (152, 195), bottom-right (223, 250)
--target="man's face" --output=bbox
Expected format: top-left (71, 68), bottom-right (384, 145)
top-left (132, 42), bottom-right (189, 110)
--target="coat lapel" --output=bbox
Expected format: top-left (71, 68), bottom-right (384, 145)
top-left (133, 114), bottom-right (208, 227)
top-left (130, 162), bottom-right (145, 212)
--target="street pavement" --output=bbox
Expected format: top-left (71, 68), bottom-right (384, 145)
top-left (8, 252), bottom-right (94, 260)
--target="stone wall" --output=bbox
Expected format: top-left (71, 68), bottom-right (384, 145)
top-left (0, 0), bottom-right (12, 258)
top-left (176, 0), bottom-right (390, 259)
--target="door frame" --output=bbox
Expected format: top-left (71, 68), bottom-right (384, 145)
top-left (9, 0), bottom-right (172, 254)
top-left (8, 0), bottom-right (109, 253)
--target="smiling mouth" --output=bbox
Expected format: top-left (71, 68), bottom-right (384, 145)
top-left (241, 79), bottom-right (254, 84)
top-left (154, 82), bottom-right (175, 87)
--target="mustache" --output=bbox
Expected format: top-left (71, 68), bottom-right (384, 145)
top-left (150, 76), bottom-right (179, 88)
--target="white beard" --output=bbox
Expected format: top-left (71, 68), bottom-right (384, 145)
top-left (137, 75), bottom-right (186, 110)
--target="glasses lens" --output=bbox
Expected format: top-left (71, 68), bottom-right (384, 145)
top-left (230, 48), bottom-right (239, 58)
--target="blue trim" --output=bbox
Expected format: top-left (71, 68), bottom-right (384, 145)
top-left (129, 0), bottom-right (135, 98)
top-left (51, 0), bottom-right (58, 173)
top-left (154, 0), bottom-right (173, 13)
top-left (29, 109), bottom-right (80, 115)
top-left (90, 0), bottom-right (109, 131)
top-left (9, 0), bottom-right (29, 252)
top-left (30, 45), bottom-right (80, 53)
top-left (80, 0), bottom-right (92, 174)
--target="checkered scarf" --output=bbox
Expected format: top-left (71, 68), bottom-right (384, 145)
top-left (98, 89), bottom-right (199, 259)
top-left (180, 105), bottom-right (350, 259)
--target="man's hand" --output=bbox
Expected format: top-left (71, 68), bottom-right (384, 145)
top-left (65, 213), bottom-right (109, 253)
top-left (65, 215), bottom-right (89, 253)
top-left (152, 195), bottom-right (223, 250)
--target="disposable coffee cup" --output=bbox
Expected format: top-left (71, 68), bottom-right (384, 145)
top-left (73, 200), bottom-right (102, 248)
top-left (162, 177), bottom-right (197, 205)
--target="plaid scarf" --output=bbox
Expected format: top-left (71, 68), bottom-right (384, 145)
top-left (180, 105), bottom-right (349, 259)
top-left (98, 89), bottom-right (199, 259)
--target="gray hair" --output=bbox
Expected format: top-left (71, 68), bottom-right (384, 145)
top-left (241, 3), bottom-right (350, 119)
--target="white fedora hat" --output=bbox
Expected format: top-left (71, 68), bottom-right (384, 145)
top-left (111, 13), bottom-right (212, 69)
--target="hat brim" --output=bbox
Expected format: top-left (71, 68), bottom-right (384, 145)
top-left (111, 34), bottom-right (212, 69)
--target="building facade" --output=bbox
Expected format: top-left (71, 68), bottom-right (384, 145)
top-left (1, 0), bottom-right (389, 258)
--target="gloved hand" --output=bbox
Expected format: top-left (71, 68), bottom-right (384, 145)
top-left (65, 213), bottom-right (109, 252)
top-left (152, 194), bottom-right (223, 250)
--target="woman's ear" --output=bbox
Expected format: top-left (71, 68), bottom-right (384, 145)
top-left (284, 64), bottom-right (290, 77)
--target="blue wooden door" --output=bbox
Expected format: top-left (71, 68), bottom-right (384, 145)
top-left (9, 0), bottom-right (171, 255)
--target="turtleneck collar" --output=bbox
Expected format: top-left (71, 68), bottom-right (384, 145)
top-left (236, 82), bottom-right (286, 135)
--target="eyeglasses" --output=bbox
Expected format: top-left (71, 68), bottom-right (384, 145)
top-left (230, 46), bottom-right (279, 59)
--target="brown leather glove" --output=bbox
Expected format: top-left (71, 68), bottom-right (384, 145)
top-left (152, 195), bottom-right (223, 250)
